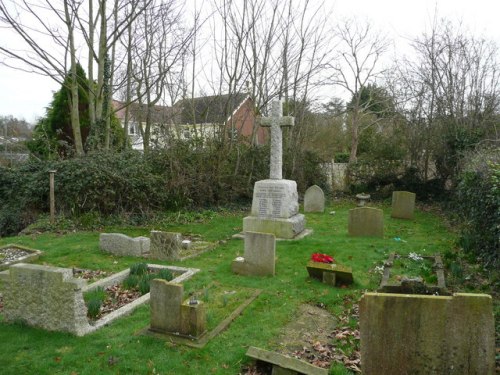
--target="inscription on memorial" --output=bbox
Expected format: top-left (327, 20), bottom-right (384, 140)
top-left (255, 185), bottom-right (286, 218)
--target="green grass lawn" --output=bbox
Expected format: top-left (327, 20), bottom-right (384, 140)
top-left (0, 201), bottom-right (488, 374)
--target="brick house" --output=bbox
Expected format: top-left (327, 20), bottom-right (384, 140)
top-left (113, 94), bottom-right (266, 149)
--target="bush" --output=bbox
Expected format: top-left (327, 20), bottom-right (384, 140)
top-left (455, 148), bottom-right (499, 268)
top-left (0, 144), bottom-right (328, 235)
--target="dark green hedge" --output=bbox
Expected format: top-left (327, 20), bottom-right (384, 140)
top-left (0, 142), bottom-right (326, 236)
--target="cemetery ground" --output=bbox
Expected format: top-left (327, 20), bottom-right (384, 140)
top-left (0, 201), bottom-right (497, 374)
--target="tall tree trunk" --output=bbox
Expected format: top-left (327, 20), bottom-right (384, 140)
top-left (64, 0), bottom-right (84, 156)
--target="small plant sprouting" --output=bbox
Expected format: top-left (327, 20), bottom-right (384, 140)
top-left (130, 262), bottom-right (148, 276)
top-left (123, 274), bottom-right (139, 290)
top-left (84, 286), bottom-right (106, 303)
top-left (86, 298), bottom-right (102, 319)
top-left (156, 269), bottom-right (173, 282)
top-left (84, 287), bottom-right (106, 319)
top-left (203, 288), bottom-right (209, 302)
top-left (138, 276), bottom-right (150, 295)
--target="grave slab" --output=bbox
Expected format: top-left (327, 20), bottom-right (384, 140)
top-left (304, 185), bottom-right (325, 213)
top-left (232, 231), bottom-right (275, 276)
top-left (246, 346), bottom-right (328, 375)
top-left (150, 231), bottom-right (181, 261)
top-left (347, 207), bottom-right (383, 237)
top-left (306, 261), bottom-right (353, 286)
top-left (99, 233), bottom-right (150, 257)
top-left (360, 292), bottom-right (495, 375)
top-left (391, 191), bottom-right (416, 219)
top-left (0, 243), bottom-right (43, 271)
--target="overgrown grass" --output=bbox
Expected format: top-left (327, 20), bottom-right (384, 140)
top-left (0, 201), bottom-right (493, 375)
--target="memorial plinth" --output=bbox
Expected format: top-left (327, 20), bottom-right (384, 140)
top-left (241, 99), bottom-right (309, 240)
top-left (243, 179), bottom-right (306, 239)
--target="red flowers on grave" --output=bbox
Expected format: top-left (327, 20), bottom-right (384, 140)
top-left (311, 253), bottom-right (335, 264)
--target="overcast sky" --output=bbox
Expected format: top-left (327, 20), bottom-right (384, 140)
top-left (0, 0), bottom-right (499, 124)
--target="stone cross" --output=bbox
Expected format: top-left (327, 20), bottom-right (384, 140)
top-left (260, 100), bottom-right (294, 179)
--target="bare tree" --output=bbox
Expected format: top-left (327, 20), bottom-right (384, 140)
top-left (328, 19), bottom-right (389, 162)
top-left (394, 18), bottom-right (500, 181)
top-left (129, 0), bottom-right (192, 152)
top-left (0, 0), bottom-right (86, 154)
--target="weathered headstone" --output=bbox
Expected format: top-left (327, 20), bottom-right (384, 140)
top-left (304, 185), bottom-right (325, 213)
top-left (1, 263), bottom-right (90, 336)
top-left (242, 100), bottom-right (307, 239)
top-left (99, 233), bottom-right (150, 257)
top-left (150, 279), bottom-right (206, 338)
top-left (348, 207), bottom-right (384, 237)
top-left (232, 231), bottom-right (276, 276)
top-left (391, 191), bottom-right (416, 219)
top-left (360, 292), bottom-right (495, 374)
top-left (150, 231), bottom-right (181, 261)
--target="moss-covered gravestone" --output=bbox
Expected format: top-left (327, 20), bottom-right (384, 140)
top-left (360, 292), bottom-right (495, 374)
top-left (391, 191), bottom-right (416, 219)
top-left (150, 231), bottom-right (181, 261)
top-left (348, 207), bottom-right (383, 237)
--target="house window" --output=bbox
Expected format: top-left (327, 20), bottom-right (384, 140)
top-left (183, 130), bottom-right (191, 139)
top-left (129, 125), bottom-right (135, 135)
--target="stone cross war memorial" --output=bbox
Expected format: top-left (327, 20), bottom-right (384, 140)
top-left (242, 99), bottom-right (308, 239)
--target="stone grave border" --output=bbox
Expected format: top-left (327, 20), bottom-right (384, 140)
top-left (0, 263), bottom-right (199, 336)
top-left (139, 289), bottom-right (261, 348)
top-left (378, 253), bottom-right (448, 295)
top-left (84, 264), bottom-right (200, 333)
top-left (0, 243), bottom-right (43, 271)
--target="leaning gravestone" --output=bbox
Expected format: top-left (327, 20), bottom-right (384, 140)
top-left (348, 207), bottom-right (384, 237)
top-left (242, 100), bottom-right (307, 239)
top-left (232, 231), bottom-right (275, 276)
top-left (99, 233), bottom-right (150, 257)
top-left (150, 231), bottom-right (181, 261)
top-left (391, 191), bottom-right (416, 219)
top-left (360, 292), bottom-right (495, 374)
top-left (304, 185), bottom-right (325, 213)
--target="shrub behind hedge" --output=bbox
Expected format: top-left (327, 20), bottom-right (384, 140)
top-left (455, 148), bottom-right (499, 268)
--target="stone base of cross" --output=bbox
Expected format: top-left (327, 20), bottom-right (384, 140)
top-left (260, 100), bottom-right (294, 180)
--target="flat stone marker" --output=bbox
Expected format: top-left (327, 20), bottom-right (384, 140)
top-left (150, 231), bottom-right (181, 261)
top-left (99, 233), bottom-right (150, 257)
top-left (360, 292), bottom-right (495, 375)
top-left (391, 191), bottom-right (416, 219)
top-left (304, 185), bottom-right (325, 213)
top-left (348, 207), bottom-right (383, 237)
top-left (232, 231), bottom-right (275, 276)
top-left (246, 346), bottom-right (328, 375)
top-left (306, 261), bottom-right (353, 286)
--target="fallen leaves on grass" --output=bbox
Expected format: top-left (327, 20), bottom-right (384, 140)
top-left (289, 299), bottom-right (361, 372)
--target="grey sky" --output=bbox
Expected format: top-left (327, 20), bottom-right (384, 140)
top-left (0, 0), bottom-right (499, 123)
